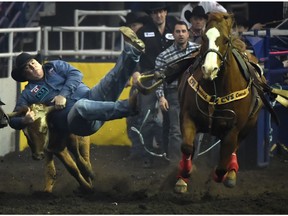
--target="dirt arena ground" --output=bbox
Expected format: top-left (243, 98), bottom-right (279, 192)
top-left (0, 143), bottom-right (288, 214)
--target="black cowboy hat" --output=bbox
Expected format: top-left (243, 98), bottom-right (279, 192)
top-left (11, 52), bottom-right (42, 82)
top-left (145, 2), bottom-right (169, 14)
top-left (184, 5), bottom-right (208, 23)
top-left (119, 12), bottom-right (149, 26)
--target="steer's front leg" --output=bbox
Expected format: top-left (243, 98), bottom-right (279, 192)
top-left (44, 151), bottom-right (56, 193)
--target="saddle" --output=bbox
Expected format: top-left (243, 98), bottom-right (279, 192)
top-left (232, 49), bottom-right (280, 125)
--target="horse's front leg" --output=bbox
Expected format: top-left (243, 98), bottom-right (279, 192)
top-left (175, 115), bottom-right (196, 194)
top-left (214, 129), bottom-right (239, 188)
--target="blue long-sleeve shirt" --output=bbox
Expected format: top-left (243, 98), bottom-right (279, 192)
top-left (10, 60), bottom-right (90, 130)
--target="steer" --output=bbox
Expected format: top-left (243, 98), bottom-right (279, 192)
top-left (3, 103), bottom-right (94, 193)
top-left (0, 100), bottom-right (9, 128)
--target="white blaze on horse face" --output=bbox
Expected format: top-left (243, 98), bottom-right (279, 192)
top-left (202, 27), bottom-right (220, 80)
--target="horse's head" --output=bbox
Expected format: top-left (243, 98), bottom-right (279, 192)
top-left (201, 12), bottom-right (234, 80)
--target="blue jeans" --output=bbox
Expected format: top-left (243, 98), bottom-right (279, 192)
top-left (67, 43), bottom-right (140, 136)
top-left (164, 88), bottom-right (182, 161)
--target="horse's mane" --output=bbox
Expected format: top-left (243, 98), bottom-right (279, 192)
top-left (231, 37), bottom-right (246, 52)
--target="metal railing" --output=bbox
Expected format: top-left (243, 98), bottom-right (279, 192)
top-left (0, 25), bottom-right (127, 77)
top-left (0, 27), bottom-right (41, 76)
top-left (0, 9), bottom-right (133, 76)
top-left (42, 26), bottom-right (124, 58)
top-left (73, 9), bottom-right (130, 57)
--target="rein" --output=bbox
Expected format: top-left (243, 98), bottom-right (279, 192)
top-left (188, 38), bottom-right (231, 76)
top-left (202, 47), bottom-right (228, 71)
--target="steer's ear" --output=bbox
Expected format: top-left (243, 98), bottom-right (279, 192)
top-left (0, 100), bottom-right (5, 105)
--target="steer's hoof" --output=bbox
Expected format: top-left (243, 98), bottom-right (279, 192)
top-left (74, 186), bottom-right (94, 196)
top-left (174, 178), bottom-right (187, 194)
top-left (223, 170), bottom-right (237, 188)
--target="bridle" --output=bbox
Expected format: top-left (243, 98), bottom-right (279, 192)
top-left (201, 34), bottom-right (232, 72)
top-left (189, 32), bottom-right (239, 125)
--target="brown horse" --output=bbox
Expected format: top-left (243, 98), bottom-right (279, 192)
top-left (175, 12), bottom-right (271, 193)
top-left (135, 12), bottom-right (288, 194)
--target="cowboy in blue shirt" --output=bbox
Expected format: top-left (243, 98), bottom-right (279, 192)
top-left (9, 27), bottom-right (144, 136)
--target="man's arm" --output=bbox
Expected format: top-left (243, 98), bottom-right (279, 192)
top-left (155, 53), bottom-right (169, 111)
top-left (53, 60), bottom-right (83, 98)
top-left (50, 60), bottom-right (83, 109)
top-left (9, 101), bottom-right (34, 130)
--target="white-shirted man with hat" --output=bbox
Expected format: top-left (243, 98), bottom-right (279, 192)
top-left (180, 1), bottom-right (227, 28)
top-left (184, 5), bottom-right (208, 44)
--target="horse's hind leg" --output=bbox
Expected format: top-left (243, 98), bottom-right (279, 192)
top-left (175, 116), bottom-right (196, 194)
top-left (214, 129), bottom-right (239, 187)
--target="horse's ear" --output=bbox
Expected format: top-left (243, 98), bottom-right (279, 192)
top-left (230, 13), bottom-right (235, 22)
top-left (206, 12), bottom-right (211, 21)
top-left (230, 13), bottom-right (236, 27)
top-left (223, 13), bottom-right (231, 20)
top-left (223, 13), bottom-right (234, 29)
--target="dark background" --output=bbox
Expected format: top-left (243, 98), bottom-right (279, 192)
top-left (40, 2), bottom-right (285, 27)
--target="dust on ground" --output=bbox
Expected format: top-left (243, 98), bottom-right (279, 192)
top-left (0, 144), bottom-right (288, 214)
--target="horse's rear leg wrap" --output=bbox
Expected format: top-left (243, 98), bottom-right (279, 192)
top-left (178, 144), bottom-right (194, 181)
top-left (214, 153), bottom-right (239, 183)
top-left (227, 153), bottom-right (239, 172)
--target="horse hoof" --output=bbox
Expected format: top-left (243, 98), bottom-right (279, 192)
top-left (223, 170), bottom-right (237, 188)
top-left (174, 178), bottom-right (188, 194)
top-left (213, 168), bottom-right (227, 183)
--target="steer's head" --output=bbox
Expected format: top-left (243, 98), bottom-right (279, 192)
top-left (23, 104), bottom-right (54, 160)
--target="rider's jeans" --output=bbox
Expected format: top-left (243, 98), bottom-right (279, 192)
top-left (67, 43), bottom-right (140, 136)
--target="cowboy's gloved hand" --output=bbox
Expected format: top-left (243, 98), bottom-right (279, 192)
top-left (51, 95), bottom-right (67, 110)
top-left (22, 107), bottom-right (36, 124)
top-left (132, 71), bottom-right (141, 85)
